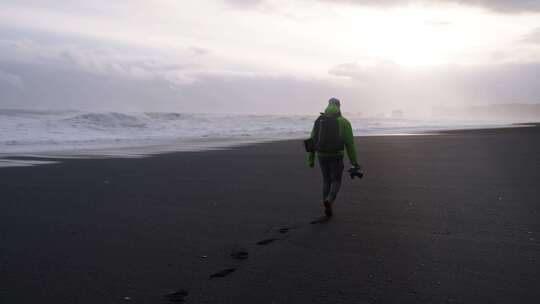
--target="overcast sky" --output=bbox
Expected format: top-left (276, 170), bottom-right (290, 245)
top-left (1, 0), bottom-right (540, 115)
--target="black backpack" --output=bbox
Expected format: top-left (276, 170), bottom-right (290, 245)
top-left (311, 113), bottom-right (344, 152)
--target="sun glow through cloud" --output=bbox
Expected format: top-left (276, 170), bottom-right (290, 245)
top-left (325, 4), bottom-right (540, 67)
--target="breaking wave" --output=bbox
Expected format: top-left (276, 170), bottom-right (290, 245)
top-left (0, 109), bottom-right (502, 154)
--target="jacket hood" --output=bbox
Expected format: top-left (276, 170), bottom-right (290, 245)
top-left (324, 104), bottom-right (341, 116)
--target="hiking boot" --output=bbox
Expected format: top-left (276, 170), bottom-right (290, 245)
top-left (323, 200), bottom-right (333, 217)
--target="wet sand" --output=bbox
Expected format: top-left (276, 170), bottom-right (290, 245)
top-left (1, 126), bottom-right (540, 303)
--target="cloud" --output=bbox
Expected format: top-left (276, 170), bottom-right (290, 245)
top-left (12, 0), bottom-right (540, 12)
top-left (344, 0), bottom-right (540, 12)
top-left (188, 46), bottom-right (211, 56)
top-left (1, 3), bottom-right (539, 116)
top-left (3, 52), bottom-right (539, 116)
top-left (0, 70), bottom-right (23, 89)
top-left (424, 19), bottom-right (452, 26)
top-left (0, 28), bottom-right (217, 86)
top-left (329, 60), bottom-right (401, 80)
top-left (328, 61), bottom-right (540, 111)
top-left (237, 0), bottom-right (540, 13)
top-left (1, 0), bottom-right (135, 16)
top-left (223, 0), bottom-right (264, 7)
top-left (522, 27), bottom-right (540, 44)
top-left (447, 0), bottom-right (540, 12)
top-left (0, 60), bottom-right (340, 114)
top-left (0, 28), bottom-right (339, 113)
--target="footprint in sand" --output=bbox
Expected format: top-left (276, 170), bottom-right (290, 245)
top-left (278, 228), bottom-right (290, 234)
top-left (230, 251), bottom-right (249, 260)
top-left (165, 289), bottom-right (188, 303)
top-left (256, 238), bottom-right (278, 245)
top-left (210, 268), bottom-right (236, 279)
top-left (277, 224), bottom-right (302, 234)
top-left (310, 216), bottom-right (330, 224)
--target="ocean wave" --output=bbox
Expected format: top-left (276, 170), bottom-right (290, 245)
top-left (0, 109), bottom-right (499, 154)
top-left (144, 112), bottom-right (185, 120)
top-left (61, 112), bottom-right (148, 129)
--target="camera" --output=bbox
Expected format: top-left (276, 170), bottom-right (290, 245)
top-left (348, 165), bottom-right (364, 179)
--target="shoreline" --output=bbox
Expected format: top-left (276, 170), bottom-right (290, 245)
top-left (0, 122), bottom-right (534, 168)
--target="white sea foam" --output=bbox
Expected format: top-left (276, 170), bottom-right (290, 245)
top-left (0, 109), bottom-right (512, 156)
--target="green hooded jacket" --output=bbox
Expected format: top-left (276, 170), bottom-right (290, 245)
top-left (307, 104), bottom-right (358, 167)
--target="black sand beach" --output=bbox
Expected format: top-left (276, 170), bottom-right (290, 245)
top-left (2, 126), bottom-right (540, 303)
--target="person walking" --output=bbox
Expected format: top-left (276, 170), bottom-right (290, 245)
top-left (307, 98), bottom-right (359, 217)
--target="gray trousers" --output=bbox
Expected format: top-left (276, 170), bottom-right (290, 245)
top-left (318, 155), bottom-right (344, 203)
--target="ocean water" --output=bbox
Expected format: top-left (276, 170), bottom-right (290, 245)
top-left (0, 109), bottom-right (507, 156)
